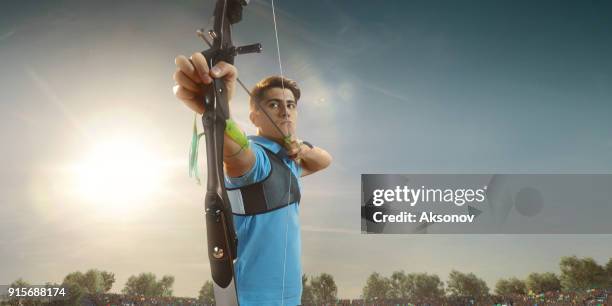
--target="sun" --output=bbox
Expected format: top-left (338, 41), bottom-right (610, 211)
top-left (70, 138), bottom-right (166, 215)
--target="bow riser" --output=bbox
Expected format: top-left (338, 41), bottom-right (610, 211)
top-left (200, 0), bottom-right (260, 305)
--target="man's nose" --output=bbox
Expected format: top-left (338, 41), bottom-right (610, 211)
top-left (278, 103), bottom-right (290, 117)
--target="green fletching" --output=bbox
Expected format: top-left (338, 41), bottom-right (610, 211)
top-left (189, 117), bottom-right (251, 185)
top-left (189, 114), bottom-right (204, 185)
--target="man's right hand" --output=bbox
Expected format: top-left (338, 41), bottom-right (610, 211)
top-left (173, 52), bottom-right (238, 114)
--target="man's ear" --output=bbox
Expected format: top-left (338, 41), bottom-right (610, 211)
top-left (249, 111), bottom-right (257, 126)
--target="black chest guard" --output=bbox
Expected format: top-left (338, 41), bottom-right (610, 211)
top-left (226, 146), bottom-right (301, 216)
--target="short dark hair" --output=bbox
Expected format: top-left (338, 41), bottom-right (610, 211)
top-left (249, 76), bottom-right (301, 109)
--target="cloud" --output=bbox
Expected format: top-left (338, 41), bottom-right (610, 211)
top-left (0, 28), bottom-right (16, 41)
top-left (355, 78), bottom-right (415, 105)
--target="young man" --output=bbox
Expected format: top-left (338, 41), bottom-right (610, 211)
top-left (173, 52), bottom-right (332, 305)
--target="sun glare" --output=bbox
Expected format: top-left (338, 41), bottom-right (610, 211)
top-left (71, 139), bottom-right (165, 215)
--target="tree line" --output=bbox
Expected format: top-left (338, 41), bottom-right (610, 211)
top-left (3, 255), bottom-right (611, 305)
top-left (300, 256), bottom-right (612, 305)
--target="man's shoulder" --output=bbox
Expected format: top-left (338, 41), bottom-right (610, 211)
top-left (248, 135), bottom-right (283, 155)
top-left (224, 140), bottom-right (271, 188)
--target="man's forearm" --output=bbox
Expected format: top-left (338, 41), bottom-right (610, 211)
top-left (223, 121), bottom-right (255, 177)
top-left (299, 144), bottom-right (332, 173)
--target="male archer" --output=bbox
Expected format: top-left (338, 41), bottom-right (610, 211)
top-left (173, 52), bottom-right (332, 305)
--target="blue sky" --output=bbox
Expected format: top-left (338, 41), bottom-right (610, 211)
top-left (1, 0), bottom-right (611, 299)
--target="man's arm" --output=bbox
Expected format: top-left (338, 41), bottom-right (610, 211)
top-left (222, 127), bottom-right (256, 178)
top-left (294, 142), bottom-right (332, 177)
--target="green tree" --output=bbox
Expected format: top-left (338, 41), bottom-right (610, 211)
top-left (100, 271), bottom-right (115, 292)
top-left (198, 281), bottom-right (214, 305)
top-left (495, 277), bottom-right (527, 296)
top-left (310, 273), bottom-right (337, 304)
top-left (606, 258), bottom-right (612, 287)
top-left (157, 275), bottom-right (174, 297)
top-left (525, 272), bottom-right (561, 293)
top-left (62, 269), bottom-right (115, 294)
top-left (362, 272), bottom-right (390, 302)
top-left (9, 278), bottom-right (30, 287)
top-left (388, 271), bottom-right (412, 299)
top-left (411, 273), bottom-right (445, 300)
top-left (367, 271), bottom-right (444, 301)
top-left (61, 279), bottom-right (85, 306)
top-left (559, 256), bottom-right (607, 290)
top-left (122, 273), bottom-right (174, 297)
top-left (7, 278), bottom-right (35, 306)
top-left (301, 274), bottom-right (315, 305)
top-left (446, 270), bottom-right (489, 298)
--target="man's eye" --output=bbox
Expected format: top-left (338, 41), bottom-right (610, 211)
top-left (287, 103), bottom-right (296, 109)
top-left (269, 102), bottom-right (279, 108)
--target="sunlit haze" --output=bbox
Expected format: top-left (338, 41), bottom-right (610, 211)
top-left (1, 0), bottom-right (611, 300)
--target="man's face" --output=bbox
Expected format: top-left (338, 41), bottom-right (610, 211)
top-left (250, 87), bottom-right (297, 141)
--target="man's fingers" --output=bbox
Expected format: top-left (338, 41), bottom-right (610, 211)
top-left (173, 54), bottom-right (236, 113)
top-left (173, 70), bottom-right (200, 92)
top-left (191, 52), bottom-right (213, 84)
top-left (179, 53), bottom-right (236, 83)
top-left (175, 55), bottom-right (202, 84)
top-left (286, 146), bottom-right (299, 156)
top-left (173, 85), bottom-right (205, 114)
top-left (210, 61), bottom-right (238, 81)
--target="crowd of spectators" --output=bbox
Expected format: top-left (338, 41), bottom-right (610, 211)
top-left (488, 288), bottom-right (610, 306)
top-left (4, 289), bottom-right (609, 306)
top-left (80, 293), bottom-right (207, 306)
top-left (309, 288), bottom-right (611, 306)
